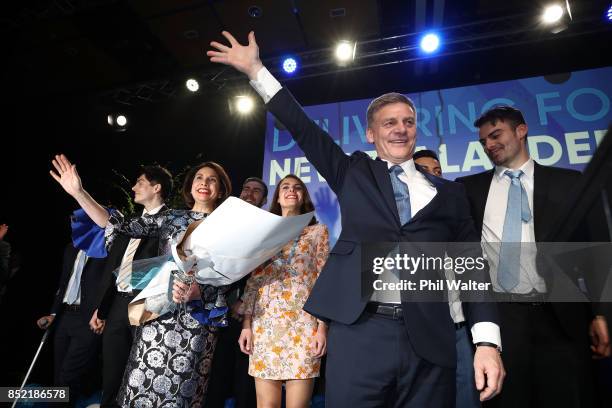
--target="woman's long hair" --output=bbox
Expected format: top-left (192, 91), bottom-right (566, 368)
top-left (269, 174), bottom-right (317, 225)
top-left (181, 161), bottom-right (232, 210)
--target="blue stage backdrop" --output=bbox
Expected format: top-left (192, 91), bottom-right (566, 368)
top-left (262, 66), bottom-right (612, 246)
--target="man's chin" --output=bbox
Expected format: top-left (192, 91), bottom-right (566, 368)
top-left (490, 157), bottom-right (505, 166)
top-left (390, 153), bottom-right (412, 163)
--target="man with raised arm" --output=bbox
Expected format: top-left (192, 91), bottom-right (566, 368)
top-left (208, 31), bottom-right (504, 407)
top-left (50, 157), bottom-right (174, 407)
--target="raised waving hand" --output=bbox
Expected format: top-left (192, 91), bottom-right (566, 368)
top-left (50, 154), bottom-right (110, 228)
top-left (207, 31), bottom-right (264, 80)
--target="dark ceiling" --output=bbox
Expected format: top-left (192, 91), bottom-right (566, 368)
top-left (3, 0), bottom-right (611, 106)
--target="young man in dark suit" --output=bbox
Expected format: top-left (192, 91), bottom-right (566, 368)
top-left (87, 165), bottom-right (173, 407)
top-left (455, 106), bottom-right (610, 407)
top-left (208, 31), bottom-right (504, 408)
top-left (36, 242), bottom-right (108, 406)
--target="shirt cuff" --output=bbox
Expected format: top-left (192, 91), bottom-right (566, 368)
top-left (471, 322), bottom-right (502, 350)
top-left (249, 67), bottom-right (282, 104)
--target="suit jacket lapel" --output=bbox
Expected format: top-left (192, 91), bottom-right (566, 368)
top-left (371, 158), bottom-right (401, 226)
top-left (472, 170), bottom-right (495, 234)
top-left (532, 161), bottom-right (549, 241)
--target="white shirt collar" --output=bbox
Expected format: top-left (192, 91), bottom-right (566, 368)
top-left (143, 204), bottom-right (165, 216)
top-left (382, 158), bottom-right (418, 177)
top-left (494, 158), bottom-right (534, 181)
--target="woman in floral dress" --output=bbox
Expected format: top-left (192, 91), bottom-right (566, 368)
top-left (239, 174), bottom-right (329, 408)
top-left (50, 155), bottom-right (232, 407)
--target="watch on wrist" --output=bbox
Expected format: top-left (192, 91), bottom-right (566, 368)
top-left (476, 341), bottom-right (501, 353)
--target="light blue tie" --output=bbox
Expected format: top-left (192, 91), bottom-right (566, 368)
top-left (65, 250), bottom-right (87, 304)
top-left (389, 165), bottom-right (412, 225)
top-left (498, 170), bottom-right (532, 291)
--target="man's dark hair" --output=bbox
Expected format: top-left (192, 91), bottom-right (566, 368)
top-left (474, 105), bottom-right (526, 130)
top-left (243, 177), bottom-right (268, 198)
top-left (413, 149), bottom-right (439, 162)
top-left (140, 165), bottom-right (173, 201)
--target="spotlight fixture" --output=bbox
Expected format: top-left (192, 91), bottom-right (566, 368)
top-left (107, 114), bottom-right (128, 131)
top-left (186, 78), bottom-right (199, 92)
top-left (542, 4), bottom-right (564, 24)
top-left (234, 95), bottom-right (254, 115)
top-left (541, 3), bottom-right (572, 33)
top-left (282, 57), bottom-right (298, 74)
top-left (248, 5), bottom-right (263, 18)
top-left (419, 32), bottom-right (441, 53)
top-left (607, 4), bottom-right (612, 22)
top-left (335, 40), bottom-right (356, 64)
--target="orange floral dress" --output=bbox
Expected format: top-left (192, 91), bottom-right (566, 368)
top-left (240, 223), bottom-right (329, 380)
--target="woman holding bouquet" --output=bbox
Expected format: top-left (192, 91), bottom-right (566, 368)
top-left (50, 155), bottom-right (231, 407)
top-left (239, 174), bottom-right (329, 408)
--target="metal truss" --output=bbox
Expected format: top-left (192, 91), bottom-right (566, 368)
top-left (103, 79), bottom-right (178, 106)
top-left (100, 11), bottom-right (611, 106)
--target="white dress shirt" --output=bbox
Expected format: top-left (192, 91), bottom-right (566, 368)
top-left (370, 159), bottom-right (436, 304)
top-left (250, 66), bottom-right (501, 347)
top-left (445, 266), bottom-right (466, 324)
top-left (481, 158), bottom-right (545, 294)
top-left (387, 159), bottom-right (438, 215)
top-left (116, 204), bottom-right (165, 292)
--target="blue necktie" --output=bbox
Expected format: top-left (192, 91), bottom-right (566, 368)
top-left (65, 250), bottom-right (87, 304)
top-left (389, 165), bottom-right (412, 225)
top-left (498, 170), bottom-right (532, 291)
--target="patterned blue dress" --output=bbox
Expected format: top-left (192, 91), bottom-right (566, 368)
top-left (106, 209), bottom-right (228, 408)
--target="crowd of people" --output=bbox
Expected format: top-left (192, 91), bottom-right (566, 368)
top-left (34, 30), bottom-right (610, 408)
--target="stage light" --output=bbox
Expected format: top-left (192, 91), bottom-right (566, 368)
top-left (607, 5), bottom-right (612, 22)
top-left (282, 57), bottom-right (298, 74)
top-left (335, 41), bottom-right (355, 63)
top-left (420, 33), bottom-right (441, 53)
top-left (107, 113), bottom-right (128, 131)
top-left (235, 96), bottom-right (254, 114)
top-left (542, 4), bottom-right (564, 24)
top-left (186, 78), bottom-right (199, 92)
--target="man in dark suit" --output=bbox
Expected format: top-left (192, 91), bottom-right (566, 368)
top-left (36, 243), bottom-right (107, 405)
top-left (87, 165), bottom-right (173, 407)
top-left (208, 31), bottom-right (504, 407)
top-left (456, 105), bottom-right (610, 407)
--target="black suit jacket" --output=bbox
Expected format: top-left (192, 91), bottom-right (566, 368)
top-left (96, 206), bottom-right (166, 319)
top-left (51, 244), bottom-right (108, 324)
top-left (456, 162), bottom-right (593, 341)
top-left (267, 88), bottom-right (498, 368)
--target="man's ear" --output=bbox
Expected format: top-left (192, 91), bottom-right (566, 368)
top-left (366, 127), bottom-right (375, 144)
top-left (516, 123), bottom-right (528, 141)
top-left (153, 183), bottom-right (161, 194)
